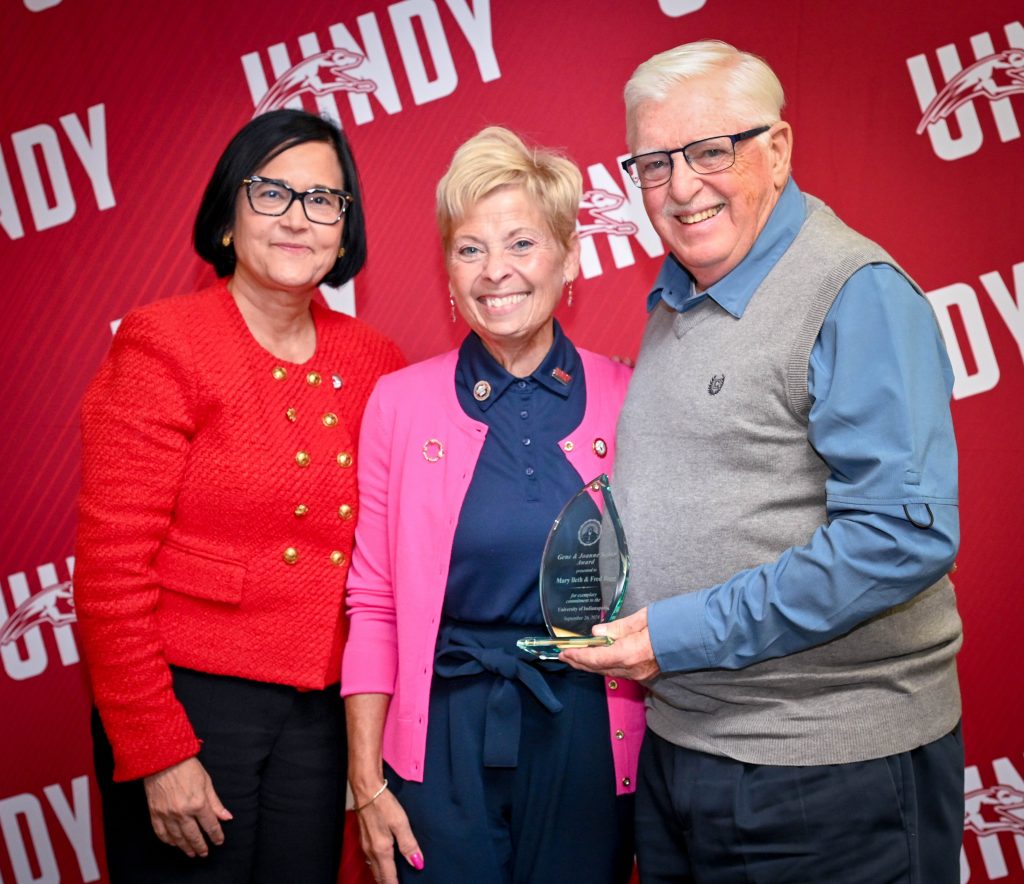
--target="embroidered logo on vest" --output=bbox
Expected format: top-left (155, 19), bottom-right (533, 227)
top-left (708, 374), bottom-right (725, 395)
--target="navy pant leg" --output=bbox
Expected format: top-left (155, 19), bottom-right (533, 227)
top-left (390, 665), bottom-right (633, 884)
top-left (636, 726), bottom-right (963, 884)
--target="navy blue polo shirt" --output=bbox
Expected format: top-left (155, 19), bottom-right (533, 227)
top-left (443, 322), bottom-right (587, 625)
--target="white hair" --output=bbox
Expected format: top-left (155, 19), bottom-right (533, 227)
top-left (625, 40), bottom-right (785, 140)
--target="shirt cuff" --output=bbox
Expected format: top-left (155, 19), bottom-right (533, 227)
top-left (648, 591), bottom-right (712, 673)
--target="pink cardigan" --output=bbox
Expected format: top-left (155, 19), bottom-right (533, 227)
top-left (341, 347), bottom-right (646, 795)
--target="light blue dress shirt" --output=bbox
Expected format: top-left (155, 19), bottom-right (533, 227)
top-left (644, 178), bottom-right (959, 673)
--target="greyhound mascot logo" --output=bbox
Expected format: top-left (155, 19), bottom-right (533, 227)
top-left (963, 785), bottom-right (1024, 836)
top-left (254, 48), bottom-right (377, 117)
top-left (577, 189), bottom-right (639, 239)
top-left (0, 580), bottom-right (76, 646)
top-left (916, 48), bottom-right (1024, 134)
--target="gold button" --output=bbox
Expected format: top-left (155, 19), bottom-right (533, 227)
top-left (295, 451), bottom-right (310, 467)
top-left (306, 371), bottom-right (322, 386)
top-left (286, 408), bottom-right (297, 422)
top-left (330, 550), bottom-right (347, 566)
top-left (336, 452), bottom-right (353, 468)
top-left (294, 504), bottom-right (309, 517)
top-left (338, 504), bottom-right (354, 520)
top-left (283, 547), bottom-right (298, 565)
top-left (621, 777), bottom-right (631, 788)
top-left (608, 679), bottom-right (618, 690)
top-left (322, 412), bottom-right (338, 428)
top-left (563, 441), bottom-right (574, 452)
top-left (272, 366), bottom-right (287, 381)
top-left (615, 729), bottom-right (625, 740)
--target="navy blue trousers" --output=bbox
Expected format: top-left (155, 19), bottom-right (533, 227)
top-left (92, 667), bottom-right (346, 884)
top-left (387, 622), bottom-right (635, 884)
top-left (635, 725), bottom-right (964, 884)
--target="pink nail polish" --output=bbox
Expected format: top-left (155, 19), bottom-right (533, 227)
top-left (410, 851), bottom-right (424, 870)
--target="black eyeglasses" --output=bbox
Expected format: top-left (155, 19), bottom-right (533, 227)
top-left (242, 176), bottom-right (353, 224)
top-left (621, 125), bottom-right (772, 188)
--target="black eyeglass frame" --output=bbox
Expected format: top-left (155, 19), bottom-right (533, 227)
top-left (621, 125), bottom-right (773, 188)
top-left (242, 176), bottom-right (354, 224)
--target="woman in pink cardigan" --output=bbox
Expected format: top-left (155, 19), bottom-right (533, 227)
top-left (341, 127), bottom-right (645, 884)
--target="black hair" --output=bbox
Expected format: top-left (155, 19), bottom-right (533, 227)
top-left (193, 109), bottom-right (366, 287)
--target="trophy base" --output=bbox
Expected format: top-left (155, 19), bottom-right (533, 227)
top-left (517, 635), bottom-right (615, 660)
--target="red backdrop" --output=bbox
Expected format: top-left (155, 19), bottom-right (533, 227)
top-left (1, 1), bottom-right (1022, 881)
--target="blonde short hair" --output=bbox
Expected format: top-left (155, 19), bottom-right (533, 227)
top-left (436, 126), bottom-right (582, 255)
top-left (625, 40), bottom-right (785, 142)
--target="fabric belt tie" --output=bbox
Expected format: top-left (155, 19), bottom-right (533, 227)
top-left (434, 622), bottom-right (564, 768)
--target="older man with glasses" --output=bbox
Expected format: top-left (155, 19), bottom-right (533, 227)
top-left (562, 40), bottom-right (963, 883)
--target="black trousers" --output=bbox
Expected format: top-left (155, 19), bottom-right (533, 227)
top-left (635, 724), bottom-right (964, 884)
top-left (92, 667), bottom-right (346, 884)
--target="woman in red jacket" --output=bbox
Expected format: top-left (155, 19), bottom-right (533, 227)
top-left (74, 109), bottom-right (403, 883)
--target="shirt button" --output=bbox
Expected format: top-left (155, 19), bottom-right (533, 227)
top-left (285, 407), bottom-right (297, 422)
top-left (338, 504), bottom-right (354, 520)
top-left (608, 679), bottom-right (618, 690)
top-left (322, 412), bottom-right (338, 427)
top-left (517, 380), bottom-right (527, 389)
top-left (295, 451), bottom-right (310, 467)
top-left (337, 452), bottom-right (353, 468)
top-left (283, 547), bottom-right (298, 565)
top-left (272, 366), bottom-right (287, 381)
top-left (525, 467), bottom-right (535, 477)
top-left (520, 411), bottom-right (528, 419)
top-left (306, 371), bottom-right (322, 386)
top-left (615, 730), bottom-right (625, 740)
top-left (330, 550), bottom-right (346, 566)
top-left (294, 504), bottom-right (309, 517)
top-left (522, 437), bottom-right (531, 446)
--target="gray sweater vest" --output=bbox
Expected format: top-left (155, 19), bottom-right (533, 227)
top-left (616, 195), bottom-right (962, 764)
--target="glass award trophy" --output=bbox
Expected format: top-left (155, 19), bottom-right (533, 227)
top-left (517, 474), bottom-right (629, 660)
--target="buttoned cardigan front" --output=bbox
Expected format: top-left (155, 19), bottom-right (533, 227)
top-left (341, 347), bottom-right (646, 795)
top-left (75, 282), bottom-right (404, 781)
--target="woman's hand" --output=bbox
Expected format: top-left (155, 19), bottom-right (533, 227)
top-left (142, 757), bottom-right (232, 857)
top-left (356, 787), bottom-right (423, 884)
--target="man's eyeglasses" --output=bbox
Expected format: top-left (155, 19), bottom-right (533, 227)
top-left (242, 176), bottom-right (353, 224)
top-left (621, 125), bottom-right (772, 188)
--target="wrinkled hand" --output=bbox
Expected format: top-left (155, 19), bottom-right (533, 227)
top-left (560, 607), bottom-right (661, 682)
top-left (142, 757), bottom-right (232, 857)
top-left (357, 789), bottom-right (423, 884)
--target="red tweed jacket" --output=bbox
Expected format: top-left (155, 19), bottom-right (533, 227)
top-left (74, 281), bottom-right (404, 781)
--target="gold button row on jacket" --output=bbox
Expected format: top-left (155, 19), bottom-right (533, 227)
top-left (294, 504), bottom-right (309, 517)
top-left (338, 504), bottom-right (354, 520)
top-left (273, 367), bottom-right (325, 386)
top-left (296, 451), bottom-right (310, 467)
top-left (284, 548), bottom-right (348, 566)
top-left (336, 452), bottom-right (353, 468)
top-left (284, 408), bottom-right (339, 427)
top-left (615, 729), bottom-right (625, 740)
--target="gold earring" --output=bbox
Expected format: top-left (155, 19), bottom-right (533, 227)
top-left (567, 278), bottom-right (574, 308)
top-left (338, 246), bottom-right (346, 259)
top-left (449, 288), bottom-right (457, 324)
top-left (221, 232), bottom-right (233, 248)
